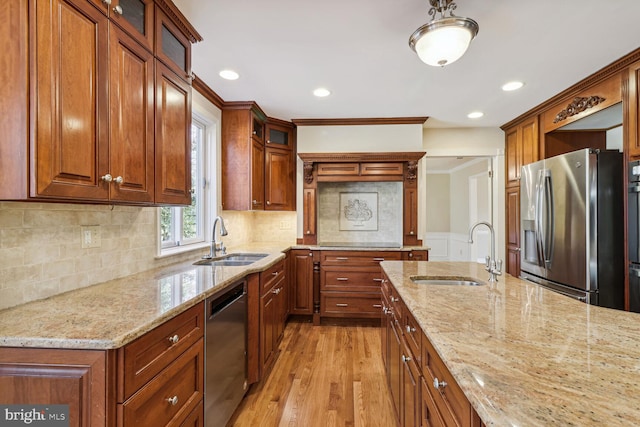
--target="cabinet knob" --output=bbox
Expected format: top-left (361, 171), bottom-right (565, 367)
top-left (168, 334), bottom-right (179, 344)
top-left (409, 252), bottom-right (413, 258)
top-left (406, 325), bottom-right (416, 333)
top-left (306, 230), bottom-right (311, 234)
top-left (167, 396), bottom-right (179, 406)
top-left (266, 200), bottom-right (271, 205)
top-left (391, 297), bottom-right (399, 303)
top-left (252, 200), bottom-right (258, 205)
top-left (409, 230), bottom-right (415, 235)
top-left (102, 0), bottom-right (112, 5)
top-left (101, 174), bottom-right (112, 183)
top-left (401, 355), bottom-right (411, 362)
top-left (113, 5), bottom-right (123, 14)
top-left (308, 253), bottom-right (313, 257)
top-left (113, 176), bottom-right (123, 185)
top-left (433, 377), bottom-right (448, 390)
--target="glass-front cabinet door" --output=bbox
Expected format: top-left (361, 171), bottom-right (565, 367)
top-left (109, 0), bottom-right (154, 52)
top-left (265, 121), bottom-right (293, 151)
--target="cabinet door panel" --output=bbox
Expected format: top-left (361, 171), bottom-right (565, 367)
top-left (109, 24), bottom-right (154, 203)
top-left (506, 187), bottom-right (520, 276)
top-left (155, 62), bottom-right (192, 205)
top-left (111, 0), bottom-right (154, 52)
top-left (251, 140), bottom-right (265, 209)
top-left (34, 0), bottom-right (109, 200)
top-left (265, 147), bottom-right (293, 210)
top-left (290, 250), bottom-right (314, 314)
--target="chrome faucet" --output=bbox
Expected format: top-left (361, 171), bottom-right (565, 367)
top-left (468, 221), bottom-right (502, 282)
top-left (203, 216), bottom-right (228, 259)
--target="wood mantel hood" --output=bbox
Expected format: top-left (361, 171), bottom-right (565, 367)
top-left (298, 152), bottom-right (426, 163)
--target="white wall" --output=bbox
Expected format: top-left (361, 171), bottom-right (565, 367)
top-left (423, 127), bottom-right (506, 262)
top-left (296, 124), bottom-right (425, 241)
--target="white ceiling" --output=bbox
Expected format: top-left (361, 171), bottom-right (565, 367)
top-left (173, 0), bottom-right (640, 128)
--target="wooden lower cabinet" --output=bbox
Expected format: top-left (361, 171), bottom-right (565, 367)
top-left (289, 249), bottom-right (315, 314)
top-left (259, 259), bottom-right (287, 376)
top-left (381, 271), bottom-right (482, 427)
top-left (0, 302), bottom-right (205, 427)
top-left (320, 250), bottom-right (402, 319)
top-left (0, 348), bottom-right (108, 426)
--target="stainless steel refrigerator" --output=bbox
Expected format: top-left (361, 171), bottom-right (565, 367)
top-left (520, 148), bottom-right (624, 309)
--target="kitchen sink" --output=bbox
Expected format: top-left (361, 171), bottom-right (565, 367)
top-left (410, 276), bottom-right (484, 286)
top-left (193, 253), bottom-right (269, 266)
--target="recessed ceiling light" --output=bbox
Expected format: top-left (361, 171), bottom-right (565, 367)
top-left (467, 111), bottom-right (484, 119)
top-left (313, 88), bottom-right (331, 97)
top-left (502, 81), bottom-right (524, 91)
top-left (219, 69), bottom-right (239, 80)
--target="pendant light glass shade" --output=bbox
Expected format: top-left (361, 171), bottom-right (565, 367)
top-left (409, 5), bottom-right (478, 67)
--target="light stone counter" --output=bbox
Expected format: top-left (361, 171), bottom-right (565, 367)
top-left (381, 260), bottom-right (640, 426)
top-left (0, 242), bottom-right (292, 350)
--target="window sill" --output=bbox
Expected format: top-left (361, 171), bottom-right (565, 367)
top-left (157, 242), bottom-right (209, 259)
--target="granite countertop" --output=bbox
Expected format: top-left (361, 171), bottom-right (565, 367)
top-left (381, 260), bottom-right (640, 426)
top-left (0, 242), bottom-right (292, 350)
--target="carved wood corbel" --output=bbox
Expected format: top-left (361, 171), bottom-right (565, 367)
top-left (303, 162), bottom-right (314, 184)
top-left (553, 96), bottom-right (606, 123)
top-left (406, 160), bottom-right (418, 182)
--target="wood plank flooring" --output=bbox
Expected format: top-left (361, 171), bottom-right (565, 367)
top-left (230, 319), bottom-right (397, 427)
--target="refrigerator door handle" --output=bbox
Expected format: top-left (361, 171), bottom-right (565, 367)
top-left (534, 169), bottom-right (545, 266)
top-left (544, 171), bottom-right (555, 267)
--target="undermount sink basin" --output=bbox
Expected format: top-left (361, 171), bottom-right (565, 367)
top-left (193, 253), bottom-right (269, 266)
top-left (410, 276), bottom-right (484, 286)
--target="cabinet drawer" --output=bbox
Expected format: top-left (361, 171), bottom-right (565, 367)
top-left (260, 259), bottom-right (285, 295)
top-left (317, 163), bottom-right (359, 176)
top-left (320, 251), bottom-right (402, 266)
top-left (422, 331), bottom-right (474, 427)
top-left (421, 376), bottom-right (447, 427)
top-left (120, 338), bottom-right (204, 426)
top-left (118, 302), bottom-right (204, 401)
top-left (403, 309), bottom-right (421, 364)
top-left (360, 162), bottom-right (403, 176)
top-left (321, 268), bottom-right (383, 292)
top-left (321, 292), bottom-right (382, 317)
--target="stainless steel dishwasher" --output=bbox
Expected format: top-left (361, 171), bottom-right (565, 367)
top-left (205, 280), bottom-right (248, 427)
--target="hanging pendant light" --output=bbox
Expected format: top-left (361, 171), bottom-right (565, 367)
top-left (409, 0), bottom-right (478, 67)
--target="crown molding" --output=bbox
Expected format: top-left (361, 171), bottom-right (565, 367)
top-left (291, 117), bottom-right (429, 126)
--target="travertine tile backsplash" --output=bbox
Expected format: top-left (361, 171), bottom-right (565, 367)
top-left (0, 203), bottom-right (296, 310)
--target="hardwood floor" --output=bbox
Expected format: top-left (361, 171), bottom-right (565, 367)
top-left (230, 319), bottom-right (397, 427)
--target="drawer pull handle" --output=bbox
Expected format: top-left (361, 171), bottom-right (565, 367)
top-left (402, 355), bottom-right (411, 363)
top-left (373, 304), bottom-right (382, 308)
top-left (433, 378), bottom-right (448, 390)
top-left (272, 271), bottom-right (279, 276)
top-left (336, 277), bottom-right (349, 281)
top-left (167, 396), bottom-right (179, 406)
top-left (336, 257), bottom-right (349, 261)
top-left (373, 278), bottom-right (383, 282)
top-left (336, 303), bottom-right (348, 307)
top-left (272, 287), bottom-right (282, 295)
top-left (373, 257), bottom-right (385, 261)
top-left (406, 325), bottom-right (416, 333)
top-left (391, 297), bottom-right (399, 303)
top-left (168, 335), bottom-right (179, 344)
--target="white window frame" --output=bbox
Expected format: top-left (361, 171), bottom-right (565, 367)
top-left (158, 108), bottom-right (218, 256)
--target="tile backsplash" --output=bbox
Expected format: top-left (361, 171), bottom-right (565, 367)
top-left (0, 202), bottom-right (296, 310)
top-left (317, 181), bottom-right (403, 245)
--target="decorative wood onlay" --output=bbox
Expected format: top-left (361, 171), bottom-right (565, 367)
top-left (155, 0), bottom-right (203, 43)
top-left (298, 152), bottom-right (426, 184)
top-left (553, 96), bottom-right (606, 123)
top-left (501, 47), bottom-right (640, 130)
top-left (192, 74), bottom-right (224, 109)
top-left (291, 117), bottom-right (429, 126)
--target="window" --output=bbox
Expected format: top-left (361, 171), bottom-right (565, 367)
top-left (160, 113), bottom-right (214, 253)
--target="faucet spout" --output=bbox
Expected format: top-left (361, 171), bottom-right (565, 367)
top-left (204, 216), bottom-right (228, 259)
top-left (468, 221), bottom-right (501, 282)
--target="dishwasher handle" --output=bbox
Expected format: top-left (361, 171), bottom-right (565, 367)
top-left (209, 282), bottom-right (246, 319)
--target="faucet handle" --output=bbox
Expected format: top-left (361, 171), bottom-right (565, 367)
top-left (496, 260), bottom-right (503, 273)
top-left (485, 255), bottom-right (491, 271)
top-left (220, 242), bottom-right (226, 255)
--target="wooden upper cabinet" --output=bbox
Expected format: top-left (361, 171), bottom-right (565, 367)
top-left (222, 105), bottom-right (267, 210)
top-left (265, 120), bottom-right (296, 211)
top-left (95, 0), bottom-right (155, 52)
top-left (628, 60), bottom-right (640, 160)
top-left (505, 186), bottom-right (521, 277)
top-left (155, 62), bottom-right (192, 205)
top-left (504, 115), bottom-right (538, 188)
top-left (109, 24), bottom-right (155, 203)
top-left (155, 7), bottom-right (191, 82)
top-left (33, 0), bottom-right (110, 201)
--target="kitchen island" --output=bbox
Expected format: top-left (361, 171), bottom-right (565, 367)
top-left (381, 260), bottom-right (640, 426)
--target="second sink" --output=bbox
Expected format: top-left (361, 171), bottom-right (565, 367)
top-left (410, 276), bottom-right (484, 286)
